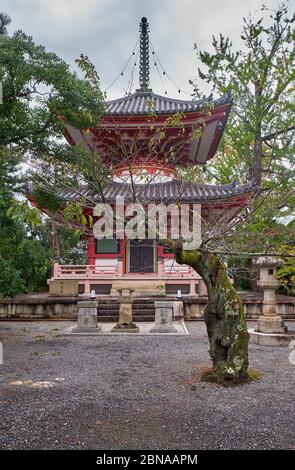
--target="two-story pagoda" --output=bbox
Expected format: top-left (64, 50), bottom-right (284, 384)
top-left (28, 18), bottom-right (254, 297)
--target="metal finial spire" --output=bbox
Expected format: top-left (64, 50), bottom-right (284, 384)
top-left (139, 17), bottom-right (150, 92)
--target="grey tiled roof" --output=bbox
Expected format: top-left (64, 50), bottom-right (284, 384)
top-left (38, 180), bottom-right (254, 205)
top-left (105, 91), bottom-right (232, 116)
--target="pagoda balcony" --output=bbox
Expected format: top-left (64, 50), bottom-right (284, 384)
top-left (51, 261), bottom-right (202, 296)
top-left (53, 263), bottom-right (119, 278)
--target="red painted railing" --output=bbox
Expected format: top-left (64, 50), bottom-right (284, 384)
top-left (53, 263), bottom-right (118, 278)
top-left (52, 262), bottom-right (197, 280)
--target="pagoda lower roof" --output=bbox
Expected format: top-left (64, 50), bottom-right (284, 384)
top-left (35, 180), bottom-right (255, 205)
top-left (105, 91), bottom-right (232, 116)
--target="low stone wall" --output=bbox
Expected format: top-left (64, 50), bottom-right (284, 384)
top-left (183, 293), bottom-right (295, 320)
top-left (0, 292), bottom-right (294, 321)
top-left (0, 294), bottom-right (78, 320)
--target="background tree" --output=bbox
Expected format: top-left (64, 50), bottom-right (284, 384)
top-left (0, 17), bottom-right (104, 297)
top-left (0, 148), bottom-right (87, 299)
top-left (0, 31), bottom-right (105, 154)
top-left (0, 12), bottom-right (11, 36)
top-left (187, 2), bottom-right (295, 290)
top-left (190, 2), bottom-right (295, 188)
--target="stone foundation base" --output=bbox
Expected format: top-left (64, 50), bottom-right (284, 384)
top-left (249, 328), bottom-right (295, 347)
top-left (76, 326), bottom-right (102, 333)
top-left (150, 326), bottom-right (177, 334)
top-left (255, 316), bottom-right (287, 334)
top-left (62, 325), bottom-right (102, 335)
top-left (48, 279), bottom-right (79, 296)
top-left (61, 322), bottom-right (188, 336)
top-left (173, 300), bottom-right (184, 321)
top-left (111, 280), bottom-right (165, 297)
top-left (111, 323), bottom-right (139, 333)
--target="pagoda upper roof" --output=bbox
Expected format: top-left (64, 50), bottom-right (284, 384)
top-left (105, 91), bottom-right (232, 116)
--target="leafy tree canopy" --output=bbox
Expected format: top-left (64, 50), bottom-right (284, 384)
top-left (0, 19), bottom-right (101, 298)
top-left (189, 3), bottom-right (294, 190)
top-left (0, 30), bottom-right (105, 154)
top-left (182, 3), bottom-right (295, 279)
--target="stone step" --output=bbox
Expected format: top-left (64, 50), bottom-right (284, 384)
top-left (97, 301), bottom-right (156, 307)
top-left (97, 304), bottom-right (155, 312)
top-left (133, 303), bottom-right (155, 306)
top-left (134, 315), bottom-right (155, 322)
top-left (133, 307), bottom-right (155, 311)
top-left (97, 298), bottom-right (155, 323)
top-left (97, 315), bottom-right (154, 323)
top-left (96, 304), bottom-right (118, 309)
top-left (97, 316), bottom-right (118, 322)
top-left (97, 311), bottom-right (119, 316)
top-left (96, 296), bottom-right (158, 304)
top-left (133, 309), bottom-right (155, 315)
top-left (97, 308), bottom-right (154, 315)
top-left (96, 311), bottom-right (120, 315)
top-left (97, 309), bottom-right (155, 315)
top-left (97, 297), bottom-right (159, 304)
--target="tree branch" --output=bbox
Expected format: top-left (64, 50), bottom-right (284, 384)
top-left (263, 125), bottom-right (295, 141)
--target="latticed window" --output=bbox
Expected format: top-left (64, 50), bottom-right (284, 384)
top-left (95, 239), bottom-right (120, 254)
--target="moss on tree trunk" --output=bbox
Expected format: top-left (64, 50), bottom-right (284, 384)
top-left (175, 246), bottom-right (249, 384)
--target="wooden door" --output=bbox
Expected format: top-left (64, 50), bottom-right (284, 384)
top-left (129, 240), bottom-right (154, 273)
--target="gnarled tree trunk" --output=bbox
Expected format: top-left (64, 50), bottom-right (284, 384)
top-left (175, 246), bottom-right (249, 383)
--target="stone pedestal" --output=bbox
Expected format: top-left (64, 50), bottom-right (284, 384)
top-left (173, 300), bottom-right (184, 321)
top-left (249, 256), bottom-right (294, 346)
top-left (48, 279), bottom-right (79, 296)
top-left (111, 280), bottom-right (165, 297)
top-left (256, 316), bottom-right (287, 334)
top-left (112, 288), bottom-right (139, 333)
top-left (198, 280), bottom-right (208, 297)
top-left (151, 301), bottom-right (177, 333)
top-left (76, 300), bottom-right (101, 333)
top-left (184, 301), bottom-right (204, 320)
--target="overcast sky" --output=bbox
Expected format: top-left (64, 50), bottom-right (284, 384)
top-left (2, 0), bottom-right (294, 100)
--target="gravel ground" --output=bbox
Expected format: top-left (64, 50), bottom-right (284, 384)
top-left (0, 320), bottom-right (294, 450)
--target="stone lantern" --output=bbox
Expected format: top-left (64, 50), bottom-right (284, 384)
top-left (112, 288), bottom-right (139, 333)
top-left (255, 256), bottom-right (286, 334)
top-left (249, 256), bottom-right (295, 346)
